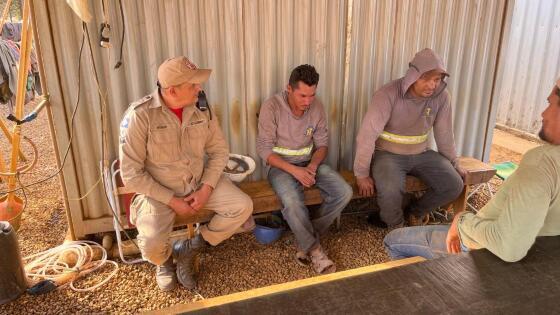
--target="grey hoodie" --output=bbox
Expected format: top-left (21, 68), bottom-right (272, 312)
top-left (353, 48), bottom-right (458, 178)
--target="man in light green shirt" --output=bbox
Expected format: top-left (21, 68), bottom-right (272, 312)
top-left (384, 78), bottom-right (560, 262)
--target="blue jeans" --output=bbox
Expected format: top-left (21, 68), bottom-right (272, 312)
top-left (268, 164), bottom-right (353, 252)
top-left (383, 225), bottom-right (468, 260)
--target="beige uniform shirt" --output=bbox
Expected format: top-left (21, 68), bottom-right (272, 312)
top-left (118, 90), bottom-right (229, 205)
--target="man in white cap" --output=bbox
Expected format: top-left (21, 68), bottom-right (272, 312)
top-left (119, 56), bottom-right (253, 291)
top-left (384, 78), bottom-right (560, 262)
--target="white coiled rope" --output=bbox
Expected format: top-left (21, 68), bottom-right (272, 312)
top-left (23, 240), bottom-right (119, 292)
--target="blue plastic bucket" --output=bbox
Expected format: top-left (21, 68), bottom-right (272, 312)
top-left (253, 216), bottom-right (284, 245)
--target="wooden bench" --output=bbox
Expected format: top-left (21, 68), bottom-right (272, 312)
top-left (110, 157), bottom-right (495, 259)
top-left (175, 156), bottom-right (496, 226)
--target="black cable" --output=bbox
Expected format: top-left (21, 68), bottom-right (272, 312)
top-left (114, 0), bottom-right (125, 69)
top-left (0, 23), bottom-right (87, 195)
top-left (84, 23), bottom-right (139, 251)
top-left (1, 20), bottom-right (137, 251)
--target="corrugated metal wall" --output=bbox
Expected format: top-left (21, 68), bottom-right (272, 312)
top-left (495, 0), bottom-right (560, 135)
top-left (32, 0), bottom-right (509, 237)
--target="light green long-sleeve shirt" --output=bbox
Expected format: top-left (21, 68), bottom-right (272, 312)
top-left (458, 144), bottom-right (560, 262)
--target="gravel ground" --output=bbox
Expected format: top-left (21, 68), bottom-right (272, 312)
top-left (0, 103), bottom-right (535, 314)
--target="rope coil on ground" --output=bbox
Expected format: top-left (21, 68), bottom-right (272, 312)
top-left (23, 240), bottom-right (119, 292)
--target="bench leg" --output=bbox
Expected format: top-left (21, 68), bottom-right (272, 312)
top-left (187, 224), bottom-right (196, 239)
top-left (452, 185), bottom-right (470, 214)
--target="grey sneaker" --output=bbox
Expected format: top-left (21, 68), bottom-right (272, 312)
top-left (172, 239), bottom-right (197, 289)
top-left (156, 257), bottom-right (177, 291)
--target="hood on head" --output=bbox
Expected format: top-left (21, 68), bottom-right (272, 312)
top-left (402, 48), bottom-right (449, 97)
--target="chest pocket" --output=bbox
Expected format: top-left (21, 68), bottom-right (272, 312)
top-left (304, 126), bottom-right (314, 138)
top-left (148, 128), bottom-right (180, 163)
top-left (185, 120), bottom-right (209, 157)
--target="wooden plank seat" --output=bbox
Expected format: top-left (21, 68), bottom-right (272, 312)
top-left (174, 156), bottom-right (496, 226)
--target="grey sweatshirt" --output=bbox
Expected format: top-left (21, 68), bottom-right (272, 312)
top-left (256, 91), bottom-right (328, 165)
top-left (353, 48), bottom-right (458, 178)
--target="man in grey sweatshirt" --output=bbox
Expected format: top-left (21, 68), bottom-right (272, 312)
top-left (354, 48), bottom-right (464, 228)
top-left (257, 65), bottom-right (352, 274)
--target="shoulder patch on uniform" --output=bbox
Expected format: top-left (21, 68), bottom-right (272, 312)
top-left (130, 95), bottom-right (153, 109)
top-left (119, 109), bottom-right (134, 144)
top-left (120, 96), bottom-right (152, 144)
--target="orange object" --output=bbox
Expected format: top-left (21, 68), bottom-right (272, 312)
top-left (0, 0), bottom-right (30, 231)
top-left (0, 194), bottom-right (23, 231)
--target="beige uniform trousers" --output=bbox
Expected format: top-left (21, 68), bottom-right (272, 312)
top-left (130, 176), bottom-right (253, 266)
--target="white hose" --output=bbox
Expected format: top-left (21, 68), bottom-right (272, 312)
top-left (23, 240), bottom-right (119, 292)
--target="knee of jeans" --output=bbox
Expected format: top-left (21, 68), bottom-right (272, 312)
top-left (383, 227), bottom-right (407, 246)
top-left (280, 196), bottom-right (306, 218)
top-left (383, 230), bottom-right (398, 249)
top-left (376, 180), bottom-right (403, 198)
top-left (278, 187), bottom-right (303, 208)
top-left (441, 172), bottom-right (464, 198)
top-left (451, 175), bottom-right (464, 197)
top-left (138, 235), bottom-right (170, 265)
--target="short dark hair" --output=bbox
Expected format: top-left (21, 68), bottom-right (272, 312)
top-left (289, 64), bottom-right (319, 89)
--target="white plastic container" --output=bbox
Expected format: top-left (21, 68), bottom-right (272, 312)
top-left (223, 154), bottom-right (256, 182)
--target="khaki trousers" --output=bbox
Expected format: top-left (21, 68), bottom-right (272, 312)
top-left (130, 176), bottom-right (253, 265)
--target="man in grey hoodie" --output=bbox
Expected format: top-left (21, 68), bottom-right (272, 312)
top-left (354, 48), bottom-right (464, 228)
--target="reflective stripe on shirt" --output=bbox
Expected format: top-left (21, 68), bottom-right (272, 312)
top-left (272, 143), bottom-right (314, 156)
top-left (379, 131), bottom-right (428, 144)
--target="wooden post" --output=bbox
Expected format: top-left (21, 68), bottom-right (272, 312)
top-left (187, 224), bottom-right (195, 239)
top-left (0, 119), bottom-right (27, 162)
top-left (452, 185), bottom-right (470, 214)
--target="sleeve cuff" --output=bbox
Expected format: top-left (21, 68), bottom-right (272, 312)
top-left (451, 157), bottom-right (460, 167)
top-left (457, 212), bottom-right (480, 250)
top-left (313, 140), bottom-right (328, 148)
top-left (201, 170), bottom-right (222, 188)
top-left (354, 169), bottom-right (370, 178)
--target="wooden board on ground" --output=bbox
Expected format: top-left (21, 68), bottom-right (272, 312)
top-left (145, 256), bottom-right (426, 315)
top-left (148, 236), bottom-right (560, 314)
